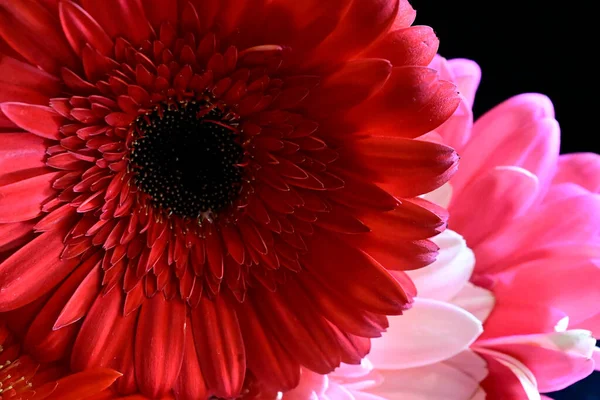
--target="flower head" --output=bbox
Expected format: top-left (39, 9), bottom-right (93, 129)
top-left (0, 1), bottom-right (459, 398)
top-left (283, 56), bottom-right (600, 399)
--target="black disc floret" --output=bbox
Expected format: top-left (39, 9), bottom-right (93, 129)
top-left (130, 100), bottom-right (244, 219)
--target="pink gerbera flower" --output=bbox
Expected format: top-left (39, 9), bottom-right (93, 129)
top-left (0, 1), bottom-right (459, 398)
top-left (282, 56), bottom-right (600, 399)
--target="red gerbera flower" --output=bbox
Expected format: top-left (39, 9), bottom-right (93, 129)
top-left (0, 318), bottom-right (121, 400)
top-left (0, 0), bottom-right (459, 398)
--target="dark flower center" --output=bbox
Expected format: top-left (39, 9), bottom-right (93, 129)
top-left (130, 100), bottom-right (244, 219)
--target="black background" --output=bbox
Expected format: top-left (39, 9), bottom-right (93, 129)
top-left (411, 0), bottom-right (599, 398)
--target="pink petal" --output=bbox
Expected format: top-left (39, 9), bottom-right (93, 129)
top-left (478, 330), bottom-right (596, 392)
top-left (552, 152), bottom-right (600, 194)
top-left (474, 194), bottom-right (600, 274)
top-left (572, 313), bottom-right (600, 338)
top-left (593, 347), bottom-right (600, 371)
top-left (450, 166), bottom-right (540, 248)
top-left (450, 283), bottom-right (495, 324)
top-left (435, 97), bottom-right (474, 153)
top-left (368, 298), bottom-right (483, 369)
top-left (480, 300), bottom-right (567, 339)
top-left (447, 58), bottom-right (481, 108)
top-left (452, 93), bottom-right (558, 194)
top-left (478, 349), bottom-right (540, 400)
top-left (491, 259), bottom-right (600, 326)
top-left (406, 229), bottom-right (475, 302)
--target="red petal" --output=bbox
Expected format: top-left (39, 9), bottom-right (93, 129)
top-left (135, 295), bottom-right (186, 398)
top-left (71, 289), bottom-right (138, 372)
top-left (23, 252), bottom-right (102, 363)
top-left (0, 221), bottom-right (34, 253)
top-left (306, 0), bottom-right (399, 67)
top-left (192, 295), bottom-right (246, 398)
top-left (0, 53), bottom-right (61, 95)
top-left (143, 0), bottom-right (178, 28)
top-left (327, 170), bottom-right (398, 212)
top-left (0, 133), bottom-right (46, 175)
top-left (0, 103), bottom-right (64, 139)
top-left (304, 229), bottom-right (411, 314)
top-left (296, 271), bottom-right (388, 338)
top-left (0, 172), bottom-right (59, 223)
top-left (0, 0), bottom-right (78, 74)
top-left (237, 298), bottom-right (301, 391)
top-left (350, 137), bottom-right (459, 197)
top-left (254, 284), bottom-right (342, 374)
top-left (363, 26), bottom-right (439, 67)
top-left (0, 228), bottom-right (79, 312)
top-left (59, 1), bottom-right (113, 56)
top-left (220, 224), bottom-right (245, 265)
top-left (80, 0), bottom-right (152, 45)
top-left (54, 254), bottom-right (102, 329)
top-left (173, 316), bottom-right (209, 400)
top-left (345, 67), bottom-right (460, 138)
top-left (306, 59), bottom-right (392, 116)
top-left (51, 368), bottom-right (123, 400)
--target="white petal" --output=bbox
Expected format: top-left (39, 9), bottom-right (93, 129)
top-left (362, 361), bottom-right (485, 400)
top-left (407, 230), bottom-right (475, 302)
top-left (421, 183), bottom-right (453, 208)
top-left (368, 298), bottom-right (483, 369)
top-left (450, 282), bottom-right (495, 323)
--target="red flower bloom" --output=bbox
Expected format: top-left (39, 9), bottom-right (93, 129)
top-left (0, 0), bottom-right (459, 398)
top-left (0, 319), bottom-right (121, 400)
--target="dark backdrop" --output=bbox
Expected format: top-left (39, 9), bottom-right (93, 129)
top-left (411, 0), bottom-right (599, 398)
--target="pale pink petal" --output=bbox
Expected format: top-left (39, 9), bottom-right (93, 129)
top-left (330, 359), bottom-right (374, 381)
top-left (349, 391), bottom-right (387, 400)
top-left (323, 382), bottom-right (355, 400)
top-left (362, 361), bottom-right (485, 400)
top-left (451, 93), bottom-right (558, 194)
top-left (447, 58), bottom-right (481, 108)
top-left (406, 230), bottom-right (474, 302)
top-left (428, 55), bottom-right (452, 82)
top-left (478, 330), bottom-right (596, 392)
top-left (450, 166), bottom-right (540, 248)
top-left (474, 194), bottom-right (600, 274)
top-left (283, 369), bottom-right (328, 400)
top-left (490, 259), bottom-right (600, 326)
top-left (443, 350), bottom-right (488, 384)
top-left (368, 298), bottom-right (483, 369)
top-left (421, 182), bottom-right (453, 209)
top-left (469, 388), bottom-right (486, 400)
top-left (553, 152), bottom-right (600, 194)
top-left (593, 347), bottom-right (600, 371)
top-left (450, 283), bottom-right (495, 323)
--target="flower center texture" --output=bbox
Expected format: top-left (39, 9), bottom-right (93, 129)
top-left (130, 99), bottom-right (244, 219)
